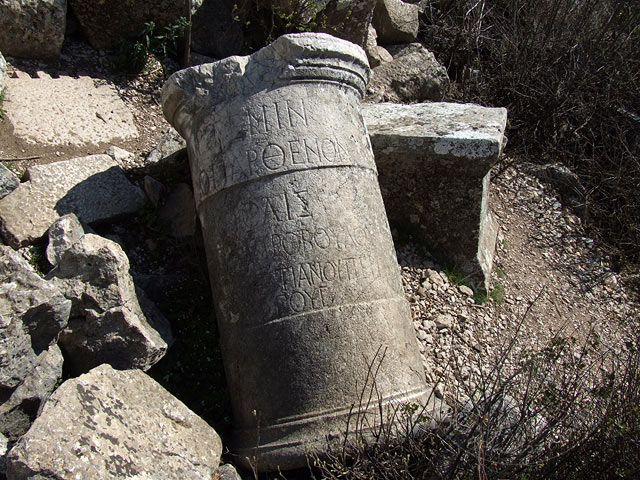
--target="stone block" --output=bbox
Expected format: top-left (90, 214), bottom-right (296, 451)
top-left (0, 155), bottom-right (146, 248)
top-left (373, 0), bottom-right (420, 44)
top-left (6, 364), bottom-right (222, 479)
top-left (0, 0), bottom-right (66, 60)
top-left (4, 72), bottom-right (138, 147)
top-left (191, 0), bottom-right (244, 58)
top-left (69, 0), bottom-right (189, 50)
top-left (0, 344), bottom-right (63, 442)
top-left (0, 246), bottom-right (70, 393)
top-left (366, 43), bottom-right (449, 103)
top-left (362, 102), bottom-right (508, 290)
top-left (320, 0), bottom-right (377, 46)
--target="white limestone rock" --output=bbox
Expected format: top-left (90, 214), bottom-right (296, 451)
top-left (47, 234), bottom-right (172, 375)
top-left (362, 101), bottom-right (508, 290)
top-left (46, 213), bottom-right (86, 266)
top-left (0, 246), bottom-right (70, 392)
top-left (367, 43), bottom-right (448, 103)
top-left (4, 72), bottom-right (138, 147)
top-left (6, 364), bottom-right (223, 480)
top-left (0, 155), bottom-right (146, 248)
top-left (0, 344), bottom-right (63, 442)
top-left (373, 0), bottom-right (420, 44)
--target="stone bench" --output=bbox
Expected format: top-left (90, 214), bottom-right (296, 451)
top-left (362, 102), bottom-right (508, 291)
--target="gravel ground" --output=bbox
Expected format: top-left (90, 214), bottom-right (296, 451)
top-left (396, 159), bottom-right (638, 404)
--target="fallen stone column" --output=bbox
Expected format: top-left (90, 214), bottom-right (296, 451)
top-left (362, 102), bottom-right (508, 291)
top-left (162, 33), bottom-right (429, 471)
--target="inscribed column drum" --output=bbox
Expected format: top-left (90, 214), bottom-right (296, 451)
top-left (162, 33), bottom-right (429, 471)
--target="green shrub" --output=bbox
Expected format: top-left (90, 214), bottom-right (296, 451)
top-left (111, 17), bottom-right (191, 75)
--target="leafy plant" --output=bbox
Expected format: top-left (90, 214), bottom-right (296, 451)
top-left (491, 282), bottom-right (505, 304)
top-left (111, 17), bottom-right (191, 76)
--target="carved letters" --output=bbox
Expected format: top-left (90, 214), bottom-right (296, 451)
top-left (198, 134), bottom-right (351, 197)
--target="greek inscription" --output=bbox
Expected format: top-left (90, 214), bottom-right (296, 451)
top-left (198, 135), bottom-right (355, 198)
top-left (272, 255), bottom-right (382, 316)
top-left (247, 136), bottom-right (350, 173)
top-left (276, 286), bottom-right (331, 314)
top-left (274, 257), bottom-right (381, 291)
top-left (247, 99), bottom-right (308, 136)
top-left (236, 189), bottom-right (313, 228)
top-left (262, 144), bottom-right (286, 170)
top-left (270, 226), bottom-right (368, 256)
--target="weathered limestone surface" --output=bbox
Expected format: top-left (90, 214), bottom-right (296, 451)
top-left (0, 155), bottom-right (146, 248)
top-left (163, 33), bottom-right (429, 471)
top-left (367, 43), bottom-right (448, 103)
top-left (46, 213), bottom-right (85, 266)
top-left (0, 345), bottom-right (63, 442)
top-left (364, 24), bottom-right (393, 68)
top-left (0, 52), bottom-right (6, 91)
top-left (320, 0), bottom-right (378, 46)
top-left (373, 0), bottom-right (420, 44)
top-left (6, 364), bottom-right (223, 480)
top-left (0, 246), bottom-right (70, 392)
top-left (216, 463), bottom-right (243, 480)
top-left (0, 163), bottom-right (19, 200)
top-left (4, 71), bottom-right (138, 147)
top-left (362, 102), bottom-right (508, 290)
top-left (0, 0), bottom-right (66, 60)
top-left (47, 234), bottom-right (172, 374)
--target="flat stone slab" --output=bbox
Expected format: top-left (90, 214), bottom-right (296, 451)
top-left (6, 364), bottom-right (223, 479)
top-left (0, 155), bottom-right (146, 247)
top-left (362, 102), bottom-right (507, 162)
top-left (4, 70), bottom-right (138, 146)
top-left (362, 102), bottom-right (507, 289)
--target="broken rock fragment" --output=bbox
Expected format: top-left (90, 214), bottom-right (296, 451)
top-left (0, 155), bottom-right (146, 248)
top-left (46, 213), bottom-right (86, 266)
top-left (0, 344), bottom-right (63, 442)
top-left (6, 364), bottom-right (222, 480)
top-left (47, 234), bottom-right (172, 374)
top-left (0, 163), bottom-right (19, 200)
top-left (0, 246), bottom-right (70, 393)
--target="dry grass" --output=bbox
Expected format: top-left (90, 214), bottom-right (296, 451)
top-left (420, 0), bottom-right (640, 283)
